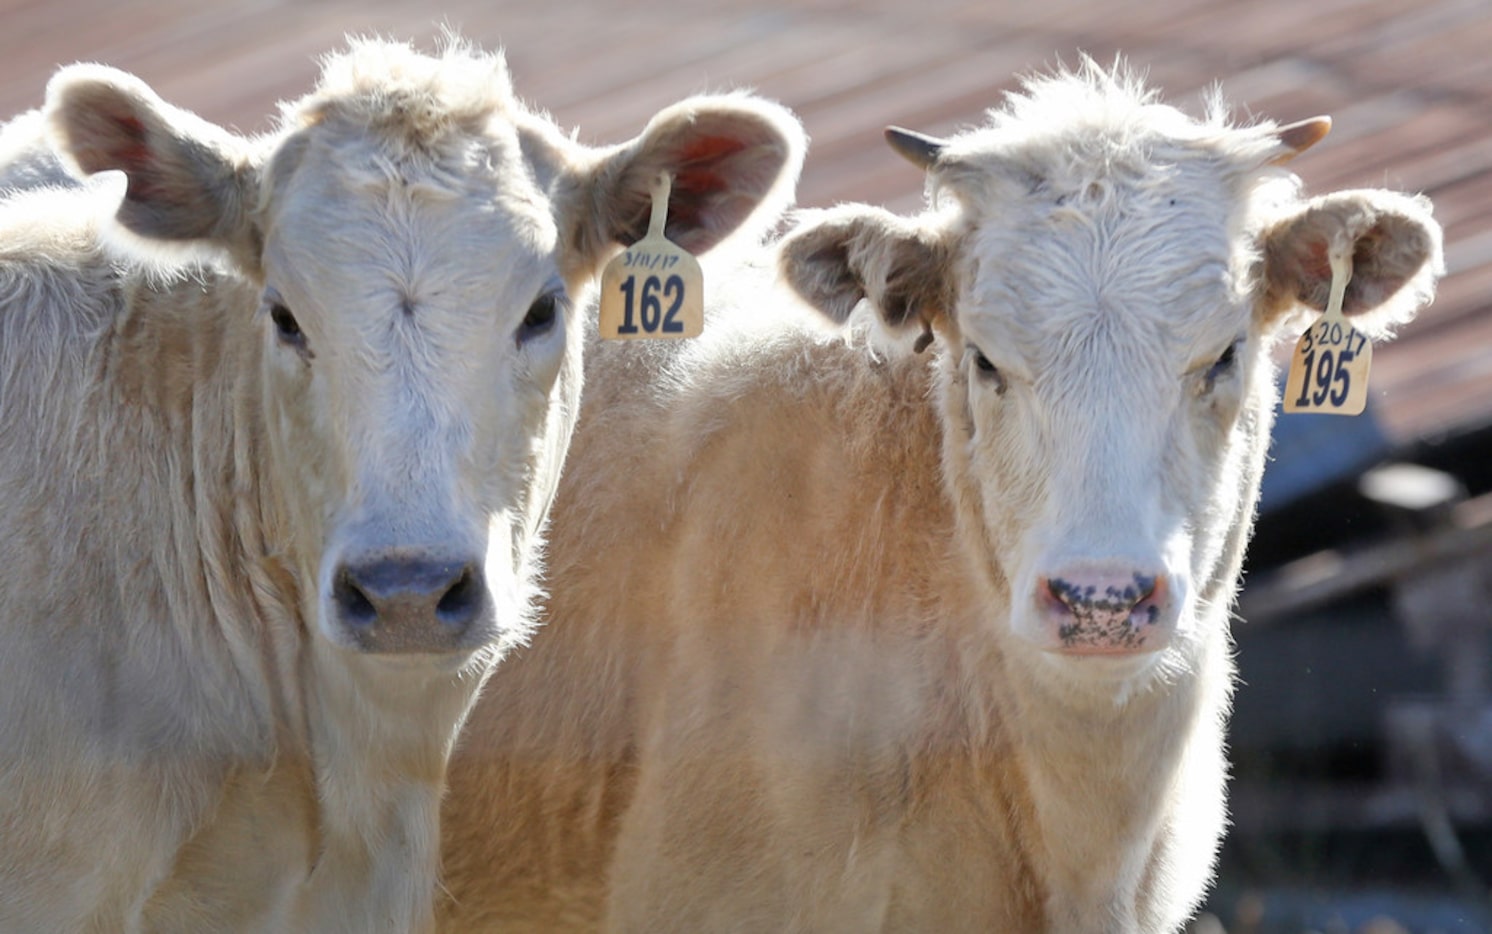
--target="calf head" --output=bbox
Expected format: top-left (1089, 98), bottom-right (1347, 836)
top-left (782, 63), bottom-right (1440, 689)
top-left (48, 39), bottom-right (803, 661)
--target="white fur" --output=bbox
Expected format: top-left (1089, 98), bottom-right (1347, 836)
top-left (438, 62), bottom-right (1442, 932)
top-left (0, 109), bottom-right (78, 192)
top-left (0, 36), bottom-right (803, 933)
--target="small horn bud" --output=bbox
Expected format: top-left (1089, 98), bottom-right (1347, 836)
top-left (1268, 116), bottom-right (1332, 165)
top-left (885, 126), bottom-right (947, 170)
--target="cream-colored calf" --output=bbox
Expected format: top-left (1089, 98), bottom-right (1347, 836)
top-left (439, 62), bottom-right (1441, 933)
top-left (0, 37), bottom-right (802, 932)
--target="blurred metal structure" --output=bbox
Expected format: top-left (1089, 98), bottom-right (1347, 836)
top-left (1234, 452), bottom-right (1492, 931)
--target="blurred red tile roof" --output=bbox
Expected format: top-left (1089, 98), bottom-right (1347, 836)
top-left (1, 0), bottom-right (1484, 442)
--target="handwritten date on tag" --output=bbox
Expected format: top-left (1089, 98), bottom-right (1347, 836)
top-left (1282, 243), bottom-right (1373, 416)
top-left (1283, 317), bottom-right (1372, 415)
top-left (599, 174), bottom-right (703, 340)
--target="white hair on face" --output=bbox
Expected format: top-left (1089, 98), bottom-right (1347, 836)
top-left (285, 35), bottom-right (521, 143)
top-left (254, 36), bottom-right (545, 212)
top-left (928, 56), bottom-right (1291, 216)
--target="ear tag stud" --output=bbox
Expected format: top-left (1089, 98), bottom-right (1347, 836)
top-left (1283, 241), bottom-right (1373, 415)
top-left (599, 172), bottom-right (704, 340)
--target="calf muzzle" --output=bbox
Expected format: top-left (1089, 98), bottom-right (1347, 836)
top-left (1035, 565), bottom-right (1171, 656)
top-left (331, 552), bottom-right (490, 654)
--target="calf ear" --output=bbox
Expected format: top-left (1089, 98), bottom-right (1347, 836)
top-left (778, 204), bottom-right (951, 333)
top-left (45, 65), bottom-right (257, 266)
top-left (1260, 189), bottom-right (1443, 338)
top-left (568, 94), bottom-right (805, 268)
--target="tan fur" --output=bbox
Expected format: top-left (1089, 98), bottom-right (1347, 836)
top-left (439, 296), bottom-right (1232, 932)
top-left (0, 37), bottom-right (803, 933)
top-left (440, 64), bottom-right (1441, 934)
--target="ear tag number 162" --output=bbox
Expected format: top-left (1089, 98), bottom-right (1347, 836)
top-left (1283, 242), bottom-right (1373, 415)
top-left (599, 173), bottom-right (704, 340)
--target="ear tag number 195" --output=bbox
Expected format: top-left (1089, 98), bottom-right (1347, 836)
top-left (1283, 242), bottom-right (1372, 415)
top-left (599, 173), bottom-right (704, 340)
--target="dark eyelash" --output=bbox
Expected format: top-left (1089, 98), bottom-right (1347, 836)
top-left (1206, 341), bottom-right (1240, 383)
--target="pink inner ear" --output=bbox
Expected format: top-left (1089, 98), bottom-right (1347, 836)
top-left (1304, 239), bottom-right (1331, 283)
top-left (667, 137), bottom-right (749, 237)
top-left (110, 114), bottom-right (159, 199)
top-left (673, 135), bottom-right (748, 201)
top-left (1305, 223), bottom-right (1388, 286)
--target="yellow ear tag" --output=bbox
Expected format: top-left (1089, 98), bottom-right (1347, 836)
top-left (598, 173), bottom-right (704, 340)
top-left (1282, 242), bottom-right (1373, 415)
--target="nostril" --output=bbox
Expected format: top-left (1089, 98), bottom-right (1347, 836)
top-left (435, 566), bottom-right (483, 626)
top-left (1135, 574), bottom-right (1162, 606)
top-left (1045, 576), bottom-right (1093, 613)
top-left (1044, 573), bottom-right (1164, 615)
top-left (333, 567), bottom-right (378, 627)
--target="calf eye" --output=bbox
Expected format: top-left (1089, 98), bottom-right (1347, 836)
top-left (270, 303), bottom-right (306, 348)
top-left (1206, 340), bottom-right (1241, 384)
top-left (968, 345), bottom-right (1007, 394)
top-left (517, 291), bottom-right (561, 344)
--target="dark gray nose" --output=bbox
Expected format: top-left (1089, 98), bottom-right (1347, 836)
top-left (331, 553), bottom-right (489, 653)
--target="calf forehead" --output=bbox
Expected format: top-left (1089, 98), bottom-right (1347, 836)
top-left (264, 128), bottom-right (556, 302)
top-left (257, 38), bottom-right (563, 290)
top-left (937, 65), bottom-right (1286, 366)
top-left (961, 186), bottom-right (1247, 370)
